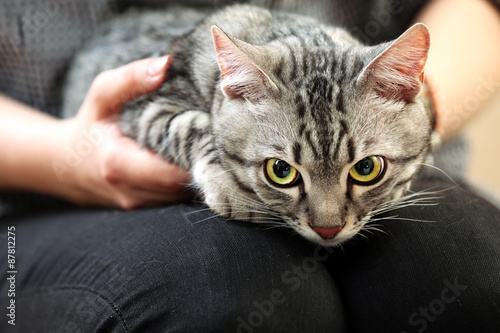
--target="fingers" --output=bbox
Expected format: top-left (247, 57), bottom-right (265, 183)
top-left (106, 186), bottom-right (195, 210)
top-left (77, 182), bottom-right (195, 210)
top-left (99, 126), bottom-right (192, 193)
top-left (84, 55), bottom-right (172, 120)
top-left (69, 55), bottom-right (193, 209)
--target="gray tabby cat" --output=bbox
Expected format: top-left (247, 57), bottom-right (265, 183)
top-left (63, 4), bottom-right (432, 246)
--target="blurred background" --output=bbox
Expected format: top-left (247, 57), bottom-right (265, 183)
top-left (464, 90), bottom-right (500, 198)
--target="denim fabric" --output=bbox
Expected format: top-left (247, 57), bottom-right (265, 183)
top-left (0, 204), bottom-right (345, 332)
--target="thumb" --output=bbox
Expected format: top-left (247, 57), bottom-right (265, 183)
top-left (84, 55), bottom-right (172, 120)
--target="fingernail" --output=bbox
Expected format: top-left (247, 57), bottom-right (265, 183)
top-left (148, 56), bottom-right (169, 76)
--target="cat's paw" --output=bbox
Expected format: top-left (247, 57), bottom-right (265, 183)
top-left (203, 190), bottom-right (234, 219)
top-left (192, 158), bottom-right (266, 222)
top-left (198, 176), bottom-right (249, 220)
top-left (203, 191), bottom-right (271, 222)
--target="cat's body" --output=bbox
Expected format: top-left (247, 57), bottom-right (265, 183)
top-left (63, 4), bottom-right (433, 246)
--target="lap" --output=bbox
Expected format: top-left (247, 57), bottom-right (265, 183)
top-left (1, 178), bottom-right (499, 332)
top-left (0, 204), bottom-right (345, 332)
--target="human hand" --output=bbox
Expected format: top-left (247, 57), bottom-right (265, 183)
top-left (57, 56), bottom-right (193, 209)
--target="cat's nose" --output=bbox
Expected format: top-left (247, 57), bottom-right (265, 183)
top-left (311, 226), bottom-right (342, 239)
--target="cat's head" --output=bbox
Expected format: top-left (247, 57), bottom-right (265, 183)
top-left (210, 24), bottom-right (432, 246)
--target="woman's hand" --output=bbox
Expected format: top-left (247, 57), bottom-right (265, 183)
top-left (0, 56), bottom-right (193, 209)
top-left (60, 56), bottom-right (193, 208)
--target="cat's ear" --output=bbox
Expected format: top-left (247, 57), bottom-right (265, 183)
top-left (211, 25), bottom-right (278, 101)
top-left (358, 23), bottom-right (430, 102)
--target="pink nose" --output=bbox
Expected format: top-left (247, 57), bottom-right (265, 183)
top-left (312, 226), bottom-right (342, 239)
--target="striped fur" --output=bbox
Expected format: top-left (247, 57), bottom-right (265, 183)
top-left (63, 5), bottom-right (432, 246)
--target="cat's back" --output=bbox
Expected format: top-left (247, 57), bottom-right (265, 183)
top-left (62, 6), bottom-right (207, 118)
top-left (188, 4), bottom-right (358, 46)
top-left (174, 4), bottom-right (360, 59)
top-left (63, 4), bottom-right (362, 117)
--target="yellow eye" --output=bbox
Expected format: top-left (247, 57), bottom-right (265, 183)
top-left (265, 159), bottom-right (301, 187)
top-left (349, 156), bottom-right (385, 185)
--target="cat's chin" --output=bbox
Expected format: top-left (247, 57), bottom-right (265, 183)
top-left (301, 229), bottom-right (357, 247)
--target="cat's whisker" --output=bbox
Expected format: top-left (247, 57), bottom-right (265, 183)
top-left (367, 214), bottom-right (397, 221)
top-left (257, 223), bottom-right (292, 231)
top-left (405, 187), bottom-right (448, 195)
top-left (357, 223), bottom-right (388, 240)
top-left (222, 193), bottom-right (283, 217)
top-left (372, 189), bottom-right (444, 212)
top-left (418, 163), bottom-right (462, 188)
top-left (201, 192), bottom-right (284, 220)
top-left (356, 232), bottom-right (370, 240)
top-left (183, 207), bottom-right (214, 215)
top-left (227, 193), bottom-right (267, 208)
top-left (364, 223), bottom-right (386, 231)
top-left (363, 188), bottom-right (445, 228)
top-left (186, 213), bottom-right (225, 225)
top-left (369, 216), bottom-right (435, 223)
top-left (359, 228), bottom-right (377, 237)
top-left (377, 200), bottom-right (440, 210)
top-left (372, 198), bottom-right (440, 214)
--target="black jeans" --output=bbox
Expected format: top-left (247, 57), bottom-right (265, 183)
top-left (1, 179), bottom-right (499, 332)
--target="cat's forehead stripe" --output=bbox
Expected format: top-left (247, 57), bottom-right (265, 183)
top-left (335, 53), bottom-right (346, 113)
top-left (332, 129), bottom-right (346, 161)
top-left (286, 44), bottom-right (298, 80)
top-left (298, 123), bottom-right (307, 137)
top-left (303, 129), bottom-right (319, 157)
top-left (295, 94), bottom-right (306, 118)
top-left (274, 55), bottom-right (285, 83)
top-left (347, 138), bottom-right (356, 163)
top-left (293, 142), bottom-right (302, 165)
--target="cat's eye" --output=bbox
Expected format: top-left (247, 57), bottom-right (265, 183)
top-left (265, 159), bottom-right (301, 187)
top-left (349, 156), bottom-right (385, 185)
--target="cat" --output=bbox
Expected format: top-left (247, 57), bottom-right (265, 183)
top-left (63, 4), bottom-right (433, 246)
